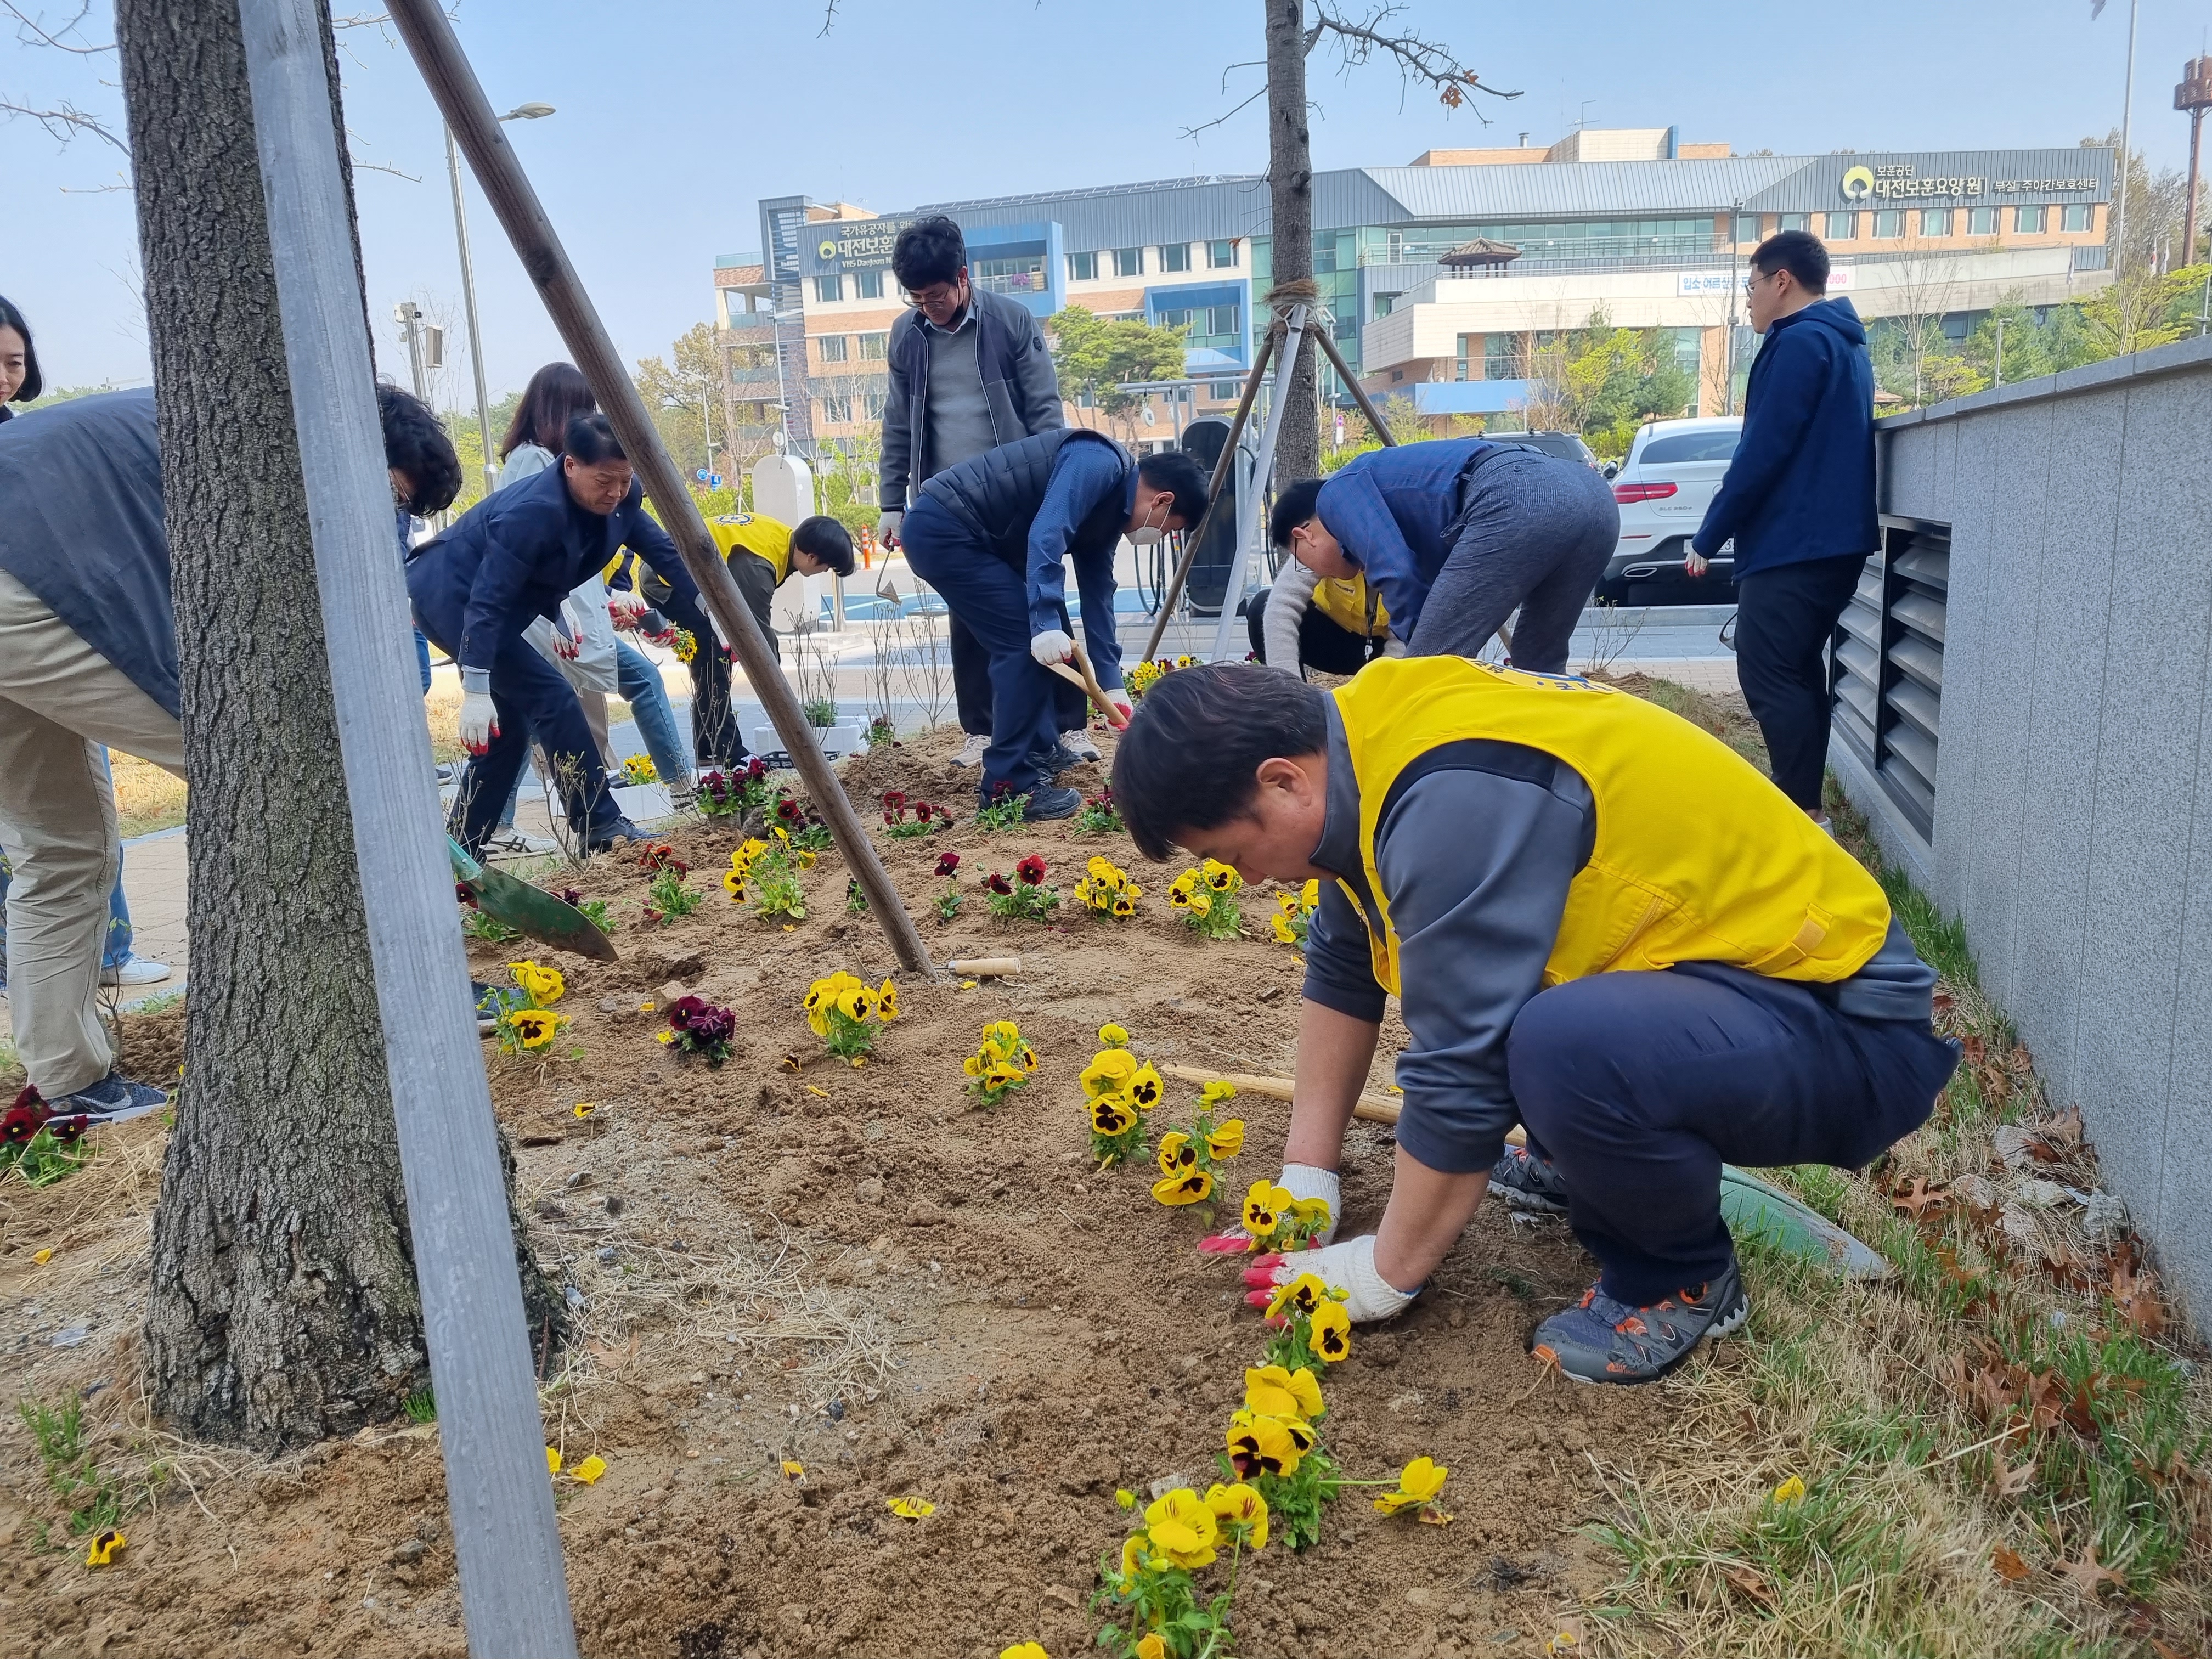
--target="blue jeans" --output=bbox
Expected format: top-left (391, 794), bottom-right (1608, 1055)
top-left (414, 628), bottom-right (433, 696)
top-left (425, 627), bottom-right (620, 854)
top-left (900, 496), bottom-right (1061, 800)
top-left (1502, 963), bottom-right (1957, 1305)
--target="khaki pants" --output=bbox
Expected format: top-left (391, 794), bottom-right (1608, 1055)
top-left (0, 569), bottom-right (187, 1096)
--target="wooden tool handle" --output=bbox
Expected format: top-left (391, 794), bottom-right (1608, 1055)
top-left (947, 956), bottom-right (1022, 977)
top-left (1046, 648), bottom-right (1125, 730)
top-left (1159, 1062), bottom-right (1526, 1146)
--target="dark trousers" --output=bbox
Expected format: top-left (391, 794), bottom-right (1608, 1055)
top-left (1735, 554), bottom-right (1868, 810)
top-left (953, 607), bottom-right (1086, 736)
top-left (425, 625), bottom-right (619, 854)
top-left (901, 498), bottom-right (1059, 799)
top-left (654, 590), bottom-right (751, 770)
top-left (1409, 449), bottom-right (1618, 673)
top-left (1505, 963), bottom-right (1956, 1305)
top-left (1246, 586), bottom-right (1382, 677)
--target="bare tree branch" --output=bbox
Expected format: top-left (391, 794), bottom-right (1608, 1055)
top-left (4, 1), bottom-right (110, 54)
top-left (819, 0), bottom-right (840, 36)
top-left (0, 91), bottom-right (126, 150)
top-left (1308, 3), bottom-right (1521, 119)
top-left (1176, 81), bottom-right (1269, 143)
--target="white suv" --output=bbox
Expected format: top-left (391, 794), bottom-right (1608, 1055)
top-left (1595, 416), bottom-right (1742, 604)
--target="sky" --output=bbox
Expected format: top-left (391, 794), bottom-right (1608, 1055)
top-left (7, 0), bottom-right (2204, 400)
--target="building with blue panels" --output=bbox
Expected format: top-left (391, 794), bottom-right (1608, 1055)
top-left (714, 128), bottom-right (2114, 459)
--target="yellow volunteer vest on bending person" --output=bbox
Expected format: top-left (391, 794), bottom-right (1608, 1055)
top-left (1308, 573), bottom-right (1391, 639)
top-left (1331, 656), bottom-right (1892, 997)
top-left (601, 512), bottom-right (794, 590)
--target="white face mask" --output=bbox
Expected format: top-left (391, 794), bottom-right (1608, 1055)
top-left (1127, 495), bottom-right (1170, 546)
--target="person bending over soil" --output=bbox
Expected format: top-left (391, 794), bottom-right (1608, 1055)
top-left (1111, 659), bottom-right (1957, 1385)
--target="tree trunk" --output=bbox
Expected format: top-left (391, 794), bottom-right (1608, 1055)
top-left (1265, 0), bottom-right (1320, 486)
top-left (115, 0), bottom-right (556, 1449)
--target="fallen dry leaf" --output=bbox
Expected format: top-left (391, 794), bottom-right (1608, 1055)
top-left (1991, 1544), bottom-right (2030, 1583)
top-left (1890, 1176), bottom-right (1949, 1221)
top-left (588, 1333), bottom-right (641, 1374)
top-left (1993, 1459), bottom-right (2037, 1499)
top-left (2054, 1543), bottom-right (2128, 1600)
top-left (1722, 1564), bottom-right (1775, 1608)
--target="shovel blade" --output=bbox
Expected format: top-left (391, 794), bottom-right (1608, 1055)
top-left (1720, 1164), bottom-right (1889, 1279)
top-left (447, 836), bottom-right (618, 962)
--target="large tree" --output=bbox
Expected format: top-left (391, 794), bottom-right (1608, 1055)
top-left (114, 0), bottom-right (554, 1447)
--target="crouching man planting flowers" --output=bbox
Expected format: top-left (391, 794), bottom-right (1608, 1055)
top-left (1112, 661), bottom-right (1957, 1385)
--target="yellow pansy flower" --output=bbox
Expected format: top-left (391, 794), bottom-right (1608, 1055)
top-left (1136, 1638), bottom-right (1165, 1659)
top-left (1224, 1409), bottom-right (1305, 1480)
top-left (1243, 1364), bottom-right (1324, 1423)
top-left (1201, 859), bottom-right (1242, 894)
top-left (84, 1528), bottom-right (125, 1567)
top-left (1156, 1131), bottom-right (1195, 1176)
top-left (571, 1454), bottom-right (607, 1484)
top-left (1142, 1487), bottom-right (1219, 1571)
top-left (1115, 1488), bottom-right (1137, 1510)
top-left (886, 1494), bottom-right (936, 1519)
top-left (1199, 1081), bottom-right (1237, 1109)
top-left (877, 979), bottom-right (900, 1021)
top-left (1080, 1048), bottom-right (1138, 1099)
top-left (545, 1446), bottom-right (562, 1474)
top-left (511, 1008), bottom-right (566, 1049)
top-left (1001, 1646), bottom-right (1051, 1659)
top-left (1269, 912), bottom-right (1296, 944)
top-left (1097, 1022), bottom-right (1130, 1047)
top-left (837, 984), bottom-right (879, 1023)
top-left (1127, 1062), bottom-right (1164, 1110)
top-left (1207, 1119), bottom-right (1246, 1160)
top-left (1240, 1179), bottom-right (1290, 1237)
top-left (1310, 1299), bottom-right (1353, 1362)
top-left (1151, 1168), bottom-right (1213, 1207)
top-left (963, 1053), bottom-right (985, 1077)
top-left (1090, 1093), bottom-right (1138, 1137)
top-left (1204, 1480), bottom-right (1270, 1550)
top-left (1772, 1475), bottom-right (1806, 1504)
top-left (1373, 1455), bottom-right (1449, 1515)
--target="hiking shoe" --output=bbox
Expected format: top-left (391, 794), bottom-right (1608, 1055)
top-left (951, 732), bottom-right (990, 769)
top-left (482, 828), bottom-right (560, 857)
top-left (473, 980), bottom-right (511, 1035)
top-left (586, 818), bottom-right (652, 854)
top-left (1491, 1144), bottom-right (1570, 1216)
top-left (52, 1071), bottom-right (168, 1127)
top-left (1529, 1261), bottom-right (1749, 1386)
top-left (1021, 783), bottom-right (1081, 822)
top-left (99, 957), bottom-right (173, 989)
top-left (1062, 729), bottom-right (1102, 764)
top-left (1034, 741), bottom-right (1082, 776)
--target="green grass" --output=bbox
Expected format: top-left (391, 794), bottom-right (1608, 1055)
top-left (403, 1387), bottom-right (438, 1424)
top-left (21, 1398), bottom-right (124, 1544)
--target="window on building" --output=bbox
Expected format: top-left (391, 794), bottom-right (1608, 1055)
top-left (1207, 239), bottom-right (1238, 269)
top-left (1210, 379), bottom-right (1240, 398)
top-left (862, 392), bottom-right (887, 420)
top-left (858, 331), bottom-right (888, 361)
top-left (819, 394), bottom-right (851, 424)
top-left (2063, 203), bottom-right (2094, 232)
top-left (814, 273), bottom-right (843, 303)
top-left (1374, 294), bottom-right (1397, 319)
top-left (817, 334), bottom-right (848, 363)
top-left (1733, 215), bottom-right (1762, 244)
top-left (974, 255), bottom-right (1045, 294)
top-left (2016, 204), bottom-right (2048, 233)
top-left (1160, 242), bottom-right (1191, 272)
top-left (1156, 308), bottom-right (1195, 332)
top-left (1111, 246), bottom-right (1143, 277)
top-left (1068, 250), bottom-right (1097, 281)
top-left (1874, 210), bottom-right (1905, 240)
top-left (1920, 207), bottom-right (1952, 237)
top-left (852, 270), bottom-right (883, 300)
top-left (1206, 304), bottom-right (1239, 336)
top-left (1454, 332), bottom-right (1480, 382)
top-left (1333, 316), bottom-right (1357, 342)
top-left (1967, 206), bottom-right (1998, 236)
top-left (1485, 331), bottom-right (1522, 379)
top-left (1825, 211), bottom-right (1857, 241)
top-left (1779, 213), bottom-right (1808, 233)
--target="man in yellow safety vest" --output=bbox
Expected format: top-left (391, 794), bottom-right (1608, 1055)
top-left (1111, 658), bottom-right (1957, 1385)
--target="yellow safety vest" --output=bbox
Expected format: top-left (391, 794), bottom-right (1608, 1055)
top-left (602, 512), bottom-right (794, 590)
top-left (1331, 657), bottom-right (1892, 996)
top-left (1309, 573), bottom-right (1390, 638)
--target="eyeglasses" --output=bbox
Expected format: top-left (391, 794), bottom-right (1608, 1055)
top-left (1743, 270), bottom-right (1778, 295)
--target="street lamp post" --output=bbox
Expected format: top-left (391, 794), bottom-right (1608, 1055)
top-left (447, 101), bottom-right (554, 493)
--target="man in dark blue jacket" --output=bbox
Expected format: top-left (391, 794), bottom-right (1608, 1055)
top-left (1689, 230), bottom-right (1877, 822)
top-left (407, 413), bottom-right (698, 855)
top-left (899, 429), bottom-right (1207, 817)
top-left (1267, 436), bottom-right (1618, 673)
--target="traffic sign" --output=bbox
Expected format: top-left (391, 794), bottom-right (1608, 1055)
top-left (708, 472), bottom-right (724, 488)
top-left (695, 469), bottom-right (710, 483)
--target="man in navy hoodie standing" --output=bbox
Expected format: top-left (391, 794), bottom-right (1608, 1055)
top-left (1689, 230), bottom-right (1877, 827)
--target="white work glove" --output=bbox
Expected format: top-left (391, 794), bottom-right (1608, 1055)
top-left (1200, 1163), bottom-right (1341, 1254)
top-left (1382, 636), bottom-right (1409, 659)
top-left (1031, 628), bottom-right (1075, 667)
top-left (458, 682), bottom-right (499, 755)
top-left (1684, 548), bottom-right (1711, 578)
top-left (1243, 1233), bottom-right (1419, 1323)
top-left (608, 589), bottom-right (650, 625)
top-left (550, 607), bottom-right (582, 660)
top-left (1105, 695), bottom-right (1132, 731)
top-left (875, 509), bottom-right (904, 548)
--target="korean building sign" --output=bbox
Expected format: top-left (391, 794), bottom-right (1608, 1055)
top-left (802, 218), bottom-right (915, 278)
top-left (1840, 163), bottom-right (2100, 202)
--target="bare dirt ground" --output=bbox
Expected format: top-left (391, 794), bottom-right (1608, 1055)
top-left (3, 723), bottom-right (1683, 1659)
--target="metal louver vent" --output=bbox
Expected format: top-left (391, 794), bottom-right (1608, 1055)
top-left (1830, 517), bottom-right (1947, 840)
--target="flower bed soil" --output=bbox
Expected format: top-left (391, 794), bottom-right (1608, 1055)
top-left (1, 725), bottom-right (1675, 1659)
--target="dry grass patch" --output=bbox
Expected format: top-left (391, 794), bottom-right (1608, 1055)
top-left (110, 752), bottom-right (187, 840)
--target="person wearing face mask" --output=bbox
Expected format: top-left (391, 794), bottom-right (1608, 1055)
top-left (1267, 436), bottom-right (1618, 675)
top-left (0, 379), bottom-right (462, 1124)
top-left (898, 427), bottom-right (1209, 817)
top-left (873, 216), bottom-right (1090, 768)
top-left (405, 412), bottom-right (701, 856)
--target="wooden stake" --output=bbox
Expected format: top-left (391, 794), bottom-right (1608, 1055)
top-left (385, 0), bottom-right (934, 980)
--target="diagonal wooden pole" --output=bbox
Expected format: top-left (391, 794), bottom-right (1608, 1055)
top-left (386, 0), bottom-right (933, 977)
top-left (234, 1), bottom-right (577, 1652)
top-left (1209, 304), bottom-right (1308, 661)
top-left (1139, 326), bottom-right (1274, 664)
top-left (1313, 323), bottom-right (1399, 451)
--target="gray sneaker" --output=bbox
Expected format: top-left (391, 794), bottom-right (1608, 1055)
top-left (1062, 729), bottom-right (1102, 764)
top-left (1530, 1261), bottom-right (1749, 1385)
top-left (951, 732), bottom-right (989, 769)
top-left (1491, 1144), bottom-right (1569, 1215)
top-left (53, 1071), bottom-right (168, 1127)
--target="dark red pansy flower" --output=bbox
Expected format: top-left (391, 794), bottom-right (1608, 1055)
top-left (668, 995), bottom-right (707, 1029)
top-left (1015, 855), bottom-right (1047, 886)
top-left (912, 802), bottom-right (933, 822)
top-left (47, 1116), bottom-right (87, 1144)
top-left (560, 888), bottom-right (584, 907)
top-left (934, 852), bottom-right (961, 877)
top-left (984, 873), bottom-right (1013, 895)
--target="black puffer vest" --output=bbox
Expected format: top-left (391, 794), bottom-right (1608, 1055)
top-left (917, 428), bottom-right (1132, 571)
